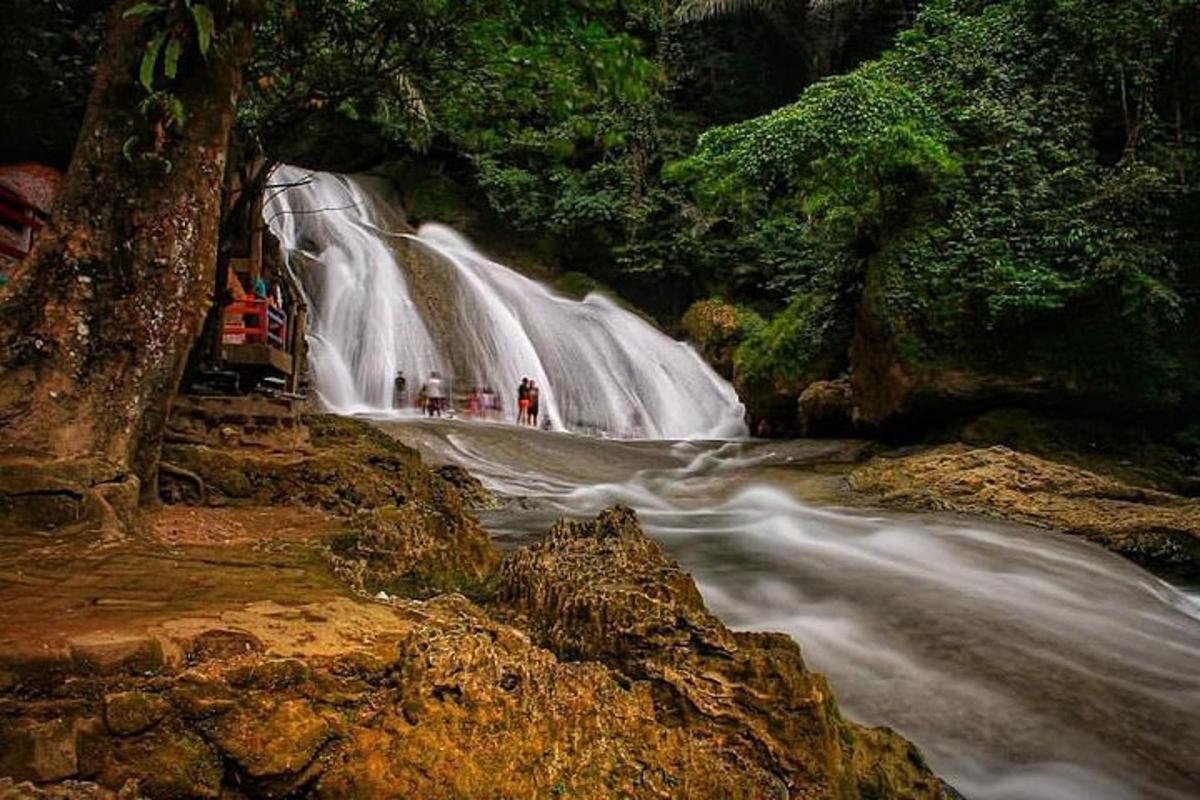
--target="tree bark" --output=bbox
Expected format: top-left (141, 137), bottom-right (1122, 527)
top-left (0, 0), bottom-right (257, 533)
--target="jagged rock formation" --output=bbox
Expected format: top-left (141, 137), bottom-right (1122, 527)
top-left (850, 445), bottom-right (1200, 578)
top-left (501, 506), bottom-right (947, 799)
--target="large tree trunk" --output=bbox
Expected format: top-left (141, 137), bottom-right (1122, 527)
top-left (0, 0), bottom-right (256, 533)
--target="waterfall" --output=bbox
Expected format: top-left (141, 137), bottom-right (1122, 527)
top-left (264, 165), bottom-right (746, 439)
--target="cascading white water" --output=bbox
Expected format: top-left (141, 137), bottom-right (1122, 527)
top-left (263, 166), bottom-right (439, 414)
top-left (264, 165), bottom-right (746, 439)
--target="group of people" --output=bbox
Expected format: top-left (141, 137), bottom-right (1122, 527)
top-left (466, 387), bottom-right (503, 419)
top-left (392, 370), bottom-right (511, 422)
top-left (516, 377), bottom-right (541, 427)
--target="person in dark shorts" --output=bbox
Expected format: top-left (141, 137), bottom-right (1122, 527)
top-left (527, 380), bottom-right (540, 427)
top-left (393, 370), bottom-right (406, 409)
top-left (426, 371), bottom-right (445, 417)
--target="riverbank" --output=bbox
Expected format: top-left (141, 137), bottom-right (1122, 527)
top-left (0, 400), bottom-right (946, 799)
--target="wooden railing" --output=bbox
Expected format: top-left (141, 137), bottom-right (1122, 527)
top-left (222, 297), bottom-right (288, 349)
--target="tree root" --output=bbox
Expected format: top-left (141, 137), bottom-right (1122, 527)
top-left (158, 460), bottom-right (207, 504)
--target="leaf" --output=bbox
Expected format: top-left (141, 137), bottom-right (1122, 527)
top-left (191, 3), bottom-right (214, 56)
top-left (139, 30), bottom-right (168, 91)
top-left (164, 37), bottom-right (181, 79)
top-left (168, 95), bottom-right (186, 127)
top-left (122, 2), bottom-right (161, 19)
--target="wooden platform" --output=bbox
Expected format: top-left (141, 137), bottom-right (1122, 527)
top-left (220, 342), bottom-right (293, 375)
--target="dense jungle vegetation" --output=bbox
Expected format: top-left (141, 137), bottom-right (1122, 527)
top-left (3, 0), bottom-right (1198, 439)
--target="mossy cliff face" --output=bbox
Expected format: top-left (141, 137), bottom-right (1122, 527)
top-left (0, 400), bottom-right (947, 798)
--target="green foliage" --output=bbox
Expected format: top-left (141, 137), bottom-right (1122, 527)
top-left (227, 0), bottom-right (1199, 416)
top-left (241, 0), bottom-right (662, 161)
top-left (733, 290), bottom-right (850, 389)
top-left (118, 0), bottom-right (227, 168)
top-left (670, 0), bottom-right (1200, 406)
top-left (672, 70), bottom-right (959, 244)
top-left (125, 0), bottom-right (219, 94)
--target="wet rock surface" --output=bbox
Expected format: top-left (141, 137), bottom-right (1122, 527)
top-left (798, 378), bottom-right (857, 438)
top-left (850, 444), bottom-right (1200, 578)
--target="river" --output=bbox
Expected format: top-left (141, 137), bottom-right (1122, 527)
top-left (378, 417), bottom-right (1200, 800)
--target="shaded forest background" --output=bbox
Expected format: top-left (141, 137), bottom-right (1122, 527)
top-left (4, 0), bottom-right (1198, 443)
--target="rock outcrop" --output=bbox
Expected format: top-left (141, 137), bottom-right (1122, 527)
top-left (798, 378), bottom-right (856, 437)
top-left (0, 519), bottom-right (949, 800)
top-left (159, 399), bottom-right (500, 595)
top-left (849, 445), bottom-right (1200, 578)
top-left (501, 506), bottom-right (947, 799)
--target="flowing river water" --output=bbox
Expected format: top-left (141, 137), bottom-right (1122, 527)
top-left (264, 166), bottom-right (1200, 798)
top-left (378, 418), bottom-right (1200, 800)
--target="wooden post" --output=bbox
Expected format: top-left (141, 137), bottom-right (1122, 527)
top-left (248, 188), bottom-right (264, 286)
top-left (288, 304), bottom-right (308, 394)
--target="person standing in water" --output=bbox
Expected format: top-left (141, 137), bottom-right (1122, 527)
top-left (426, 371), bottom-right (446, 417)
top-left (393, 370), bottom-right (407, 410)
top-left (527, 380), bottom-right (540, 428)
top-left (516, 378), bottom-right (530, 425)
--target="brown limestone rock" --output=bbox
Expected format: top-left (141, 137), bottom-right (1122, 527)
top-left (798, 378), bottom-right (856, 437)
top-left (208, 696), bottom-right (333, 788)
top-left (329, 504), bottom-right (500, 599)
top-left (500, 506), bottom-right (946, 800)
top-left (96, 726), bottom-right (222, 800)
top-left (0, 581), bottom-right (949, 800)
top-left (160, 412), bottom-right (445, 513)
top-left (433, 463), bottom-right (500, 510)
top-left (103, 693), bottom-right (170, 737)
top-left (67, 634), bottom-right (164, 677)
top-left (500, 506), bottom-right (735, 665)
top-left (849, 445), bottom-right (1200, 578)
top-left (0, 719), bottom-right (79, 783)
top-left (315, 594), bottom-right (778, 799)
top-left (159, 408), bottom-right (501, 597)
top-left (0, 778), bottom-right (130, 800)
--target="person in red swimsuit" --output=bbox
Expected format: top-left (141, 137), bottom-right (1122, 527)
top-left (516, 377), bottom-right (530, 425)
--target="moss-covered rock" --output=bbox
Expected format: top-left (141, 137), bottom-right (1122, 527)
top-left (682, 298), bottom-right (764, 381)
top-left (160, 406), bottom-right (502, 601)
top-left (208, 697), bottom-right (333, 792)
top-left (96, 726), bottom-right (222, 800)
top-left (328, 504), bottom-right (500, 600)
top-left (102, 693), bottom-right (170, 737)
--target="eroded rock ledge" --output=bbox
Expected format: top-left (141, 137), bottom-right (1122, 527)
top-left (0, 402), bottom-right (948, 799)
top-left (850, 445), bottom-right (1200, 579)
